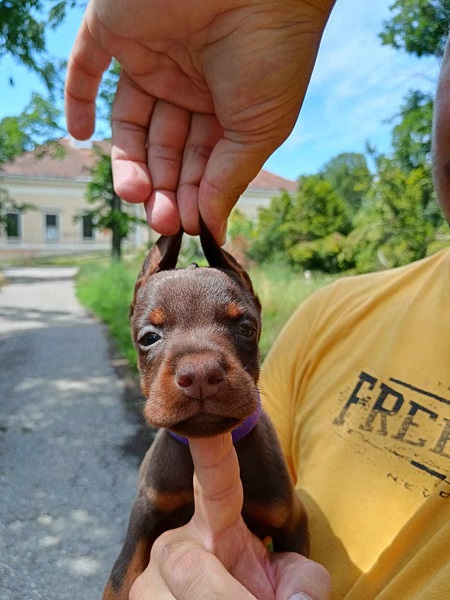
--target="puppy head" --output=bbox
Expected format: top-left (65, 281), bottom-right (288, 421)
top-left (130, 226), bottom-right (262, 438)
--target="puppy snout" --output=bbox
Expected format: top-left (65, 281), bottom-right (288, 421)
top-left (175, 357), bottom-right (225, 400)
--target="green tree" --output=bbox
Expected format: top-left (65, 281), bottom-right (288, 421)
top-left (0, 0), bottom-right (83, 89)
top-left (343, 157), bottom-right (437, 272)
top-left (321, 153), bottom-right (372, 215)
top-left (0, 93), bottom-right (62, 163)
top-left (248, 191), bottom-right (295, 264)
top-left (81, 61), bottom-right (146, 261)
top-left (286, 175), bottom-right (352, 272)
top-left (250, 176), bottom-right (352, 272)
top-left (380, 0), bottom-right (450, 58)
top-left (389, 90), bottom-right (434, 172)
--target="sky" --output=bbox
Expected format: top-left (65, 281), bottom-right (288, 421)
top-left (0, 0), bottom-right (441, 182)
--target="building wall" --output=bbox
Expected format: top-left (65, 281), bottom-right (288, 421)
top-left (0, 175), bottom-right (149, 257)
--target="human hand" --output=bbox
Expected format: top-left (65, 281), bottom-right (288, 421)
top-left (65, 0), bottom-right (335, 243)
top-left (433, 34), bottom-right (450, 221)
top-left (128, 434), bottom-right (330, 600)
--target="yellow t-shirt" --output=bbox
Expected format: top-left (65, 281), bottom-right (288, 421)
top-left (260, 248), bottom-right (450, 600)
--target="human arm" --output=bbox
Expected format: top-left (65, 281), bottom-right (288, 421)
top-left (65, 0), bottom-right (335, 243)
top-left (129, 434), bottom-right (330, 599)
top-left (433, 34), bottom-right (450, 221)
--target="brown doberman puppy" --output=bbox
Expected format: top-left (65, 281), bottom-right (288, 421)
top-left (103, 224), bottom-right (309, 599)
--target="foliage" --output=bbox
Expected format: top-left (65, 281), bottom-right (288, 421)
top-left (0, 0), bottom-right (84, 89)
top-left (226, 208), bottom-right (256, 266)
top-left (98, 60), bottom-right (121, 121)
top-left (249, 176), bottom-right (351, 272)
top-left (84, 149), bottom-right (146, 261)
top-left (0, 93), bottom-right (62, 163)
top-left (380, 0), bottom-right (450, 58)
top-left (321, 153), bottom-right (372, 215)
top-left (389, 90), bottom-right (434, 172)
top-left (228, 208), bottom-right (256, 242)
top-left (248, 191), bottom-right (294, 264)
top-left (342, 158), bottom-right (440, 272)
top-left (0, 187), bottom-right (37, 233)
top-left (289, 232), bottom-right (350, 273)
top-left (246, 138), bottom-right (446, 274)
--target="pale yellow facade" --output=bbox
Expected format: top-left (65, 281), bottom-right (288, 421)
top-left (0, 174), bottom-right (148, 258)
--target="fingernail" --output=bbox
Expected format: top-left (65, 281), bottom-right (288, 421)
top-left (289, 594), bottom-right (313, 600)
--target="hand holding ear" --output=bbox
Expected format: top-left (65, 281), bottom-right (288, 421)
top-left (65, 0), bottom-right (335, 243)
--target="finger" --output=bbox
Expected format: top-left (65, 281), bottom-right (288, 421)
top-left (158, 536), bottom-right (256, 600)
top-left (177, 114), bottom-right (223, 236)
top-left (189, 434), bottom-right (244, 539)
top-left (433, 35), bottom-right (450, 221)
top-left (65, 8), bottom-right (112, 139)
top-left (145, 101), bottom-right (191, 235)
top-left (198, 137), bottom-right (272, 244)
top-left (271, 553), bottom-right (331, 600)
top-left (111, 70), bottom-right (155, 204)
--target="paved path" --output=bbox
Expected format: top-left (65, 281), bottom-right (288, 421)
top-left (0, 267), bottom-right (151, 600)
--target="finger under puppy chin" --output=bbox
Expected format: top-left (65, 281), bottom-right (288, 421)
top-left (189, 435), bottom-right (244, 535)
top-left (188, 434), bottom-right (232, 465)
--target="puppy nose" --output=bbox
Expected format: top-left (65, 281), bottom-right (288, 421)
top-left (175, 358), bottom-right (225, 399)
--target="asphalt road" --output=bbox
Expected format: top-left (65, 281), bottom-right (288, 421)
top-left (0, 267), bottom-right (153, 600)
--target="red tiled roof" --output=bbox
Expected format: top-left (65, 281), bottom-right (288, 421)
top-left (249, 169), bottom-right (297, 192)
top-left (0, 138), bottom-right (108, 181)
top-left (0, 138), bottom-right (297, 192)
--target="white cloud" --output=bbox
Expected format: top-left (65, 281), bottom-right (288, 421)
top-left (265, 0), bottom-right (440, 179)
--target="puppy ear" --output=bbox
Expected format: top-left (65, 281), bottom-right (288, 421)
top-left (130, 229), bottom-right (183, 317)
top-left (199, 219), bottom-right (259, 305)
top-left (138, 230), bottom-right (183, 279)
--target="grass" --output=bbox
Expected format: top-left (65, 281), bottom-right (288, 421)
top-left (76, 257), bottom-right (142, 369)
top-left (75, 257), bottom-right (336, 370)
top-left (249, 263), bottom-right (336, 358)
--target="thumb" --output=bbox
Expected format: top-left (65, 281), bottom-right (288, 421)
top-left (189, 434), bottom-right (244, 540)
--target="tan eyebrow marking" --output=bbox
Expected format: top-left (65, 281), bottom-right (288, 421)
top-left (148, 307), bottom-right (165, 325)
top-left (226, 302), bottom-right (243, 319)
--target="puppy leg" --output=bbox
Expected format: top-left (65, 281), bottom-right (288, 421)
top-left (103, 431), bottom-right (194, 600)
top-left (237, 412), bottom-right (310, 556)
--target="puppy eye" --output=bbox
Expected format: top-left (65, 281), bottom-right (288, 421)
top-left (139, 332), bottom-right (161, 347)
top-left (236, 324), bottom-right (255, 338)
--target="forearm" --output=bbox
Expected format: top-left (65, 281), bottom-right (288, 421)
top-left (433, 35), bottom-right (450, 221)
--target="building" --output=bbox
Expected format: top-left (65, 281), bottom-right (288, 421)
top-left (0, 138), bottom-right (297, 258)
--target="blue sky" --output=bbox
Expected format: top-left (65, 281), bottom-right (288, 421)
top-left (0, 0), bottom-right (440, 181)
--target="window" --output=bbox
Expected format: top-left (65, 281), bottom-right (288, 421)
top-left (6, 213), bottom-right (20, 240)
top-left (44, 213), bottom-right (60, 242)
top-left (82, 214), bottom-right (94, 240)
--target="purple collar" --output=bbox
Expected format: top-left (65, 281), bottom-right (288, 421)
top-left (169, 389), bottom-right (261, 445)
